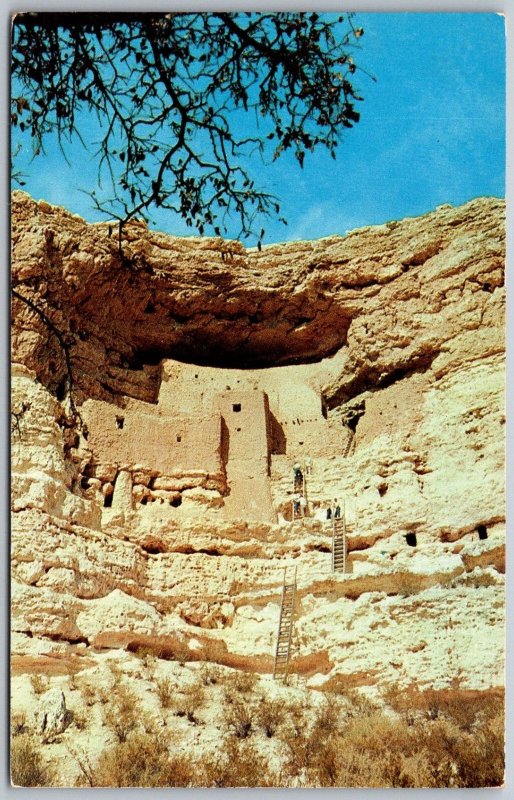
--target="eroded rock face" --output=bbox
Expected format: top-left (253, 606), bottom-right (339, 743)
top-left (11, 192), bottom-right (505, 695)
top-left (34, 688), bottom-right (71, 740)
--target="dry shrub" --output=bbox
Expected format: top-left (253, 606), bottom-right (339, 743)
top-left (96, 732), bottom-right (194, 787)
top-left (200, 737), bottom-right (277, 787)
top-left (200, 663), bottom-right (222, 686)
top-left (175, 681), bottom-right (205, 723)
top-left (72, 707), bottom-right (88, 731)
top-left (79, 680), bottom-right (98, 707)
top-left (67, 744), bottom-right (96, 787)
top-left (134, 645), bottom-right (155, 664)
top-left (223, 670), bottom-right (258, 702)
top-left (30, 674), bottom-right (49, 695)
top-left (156, 676), bottom-right (174, 709)
top-left (133, 647), bottom-right (157, 679)
top-left (256, 696), bottom-right (286, 737)
top-left (282, 726), bottom-right (314, 778)
top-left (343, 710), bottom-right (415, 755)
top-left (280, 698), bottom-right (341, 781)
top-left (65, 688), bottom-right (506, 788)
top-left (223, 698), bottom-right (254, 739)
top-left (103, 686), bottom-right (139, 742)
top-left (312, 697), bottom-right (341, 736)
top-left (11, 734), bottom-right (54, 787)
top-left (308, 738), bottom-right (342, 786)
top-left (80, 679), bottom-right (110, 707)
top-left (435, 689), bottom-right (503, 733)
top-left (384, 684), bottom-right (504, 732)
top-left (140, 711), bottom-right (161, 735)
top-left (67, 668), bottom-right (82, 692)
top-left (173, 639), bottom-right (192, 666)
top-left (332, 697), bottom-right (504, 789)
top-left (96, 686), bottom-right (111, 705)
top-left (279, 700), bottom-right (313, 777)
top-left (344, 690), bottom-right (379, 718)
top-left (321, 684), bottom-right (378, 720)
top-left (106, 659), bottom-right (124, 687)
top-left (11, 711), bottom-right (28, 737)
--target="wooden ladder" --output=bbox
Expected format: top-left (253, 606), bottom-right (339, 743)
top-left (343, 429), bottom-right (355, 458)
top-left (273, 565), bottom-right (297, 683)
top-left (332, 503), bottom-right (347, 573)
top-left (291, 470), bottom-right (308, 522)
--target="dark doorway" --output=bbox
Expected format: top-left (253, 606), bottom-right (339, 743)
top-left (477, 525), bottom-right (488, 540)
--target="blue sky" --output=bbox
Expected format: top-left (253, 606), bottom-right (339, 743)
top-left (11, 12), bottom-right (505, 244)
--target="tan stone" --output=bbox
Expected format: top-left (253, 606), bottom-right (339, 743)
top-left (10, 192), bottom-right (504, 725)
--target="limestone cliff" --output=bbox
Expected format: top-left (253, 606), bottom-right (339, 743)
top-left (11, 192), bottom-right (505, 703)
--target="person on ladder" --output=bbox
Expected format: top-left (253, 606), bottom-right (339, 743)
top-left (299, 494), bottom-right (307, 518)
top-left (292, 492), bottom-right (301, 518)
top-left (293, 462), bottom-right (303, 491)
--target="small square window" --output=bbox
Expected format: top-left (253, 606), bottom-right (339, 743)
top-left (232, 403), bottom-right (241, 412)
top-left (115, 416), bottom-right (125, 429)
top-left (176, 435), bottom-right (182, 442)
